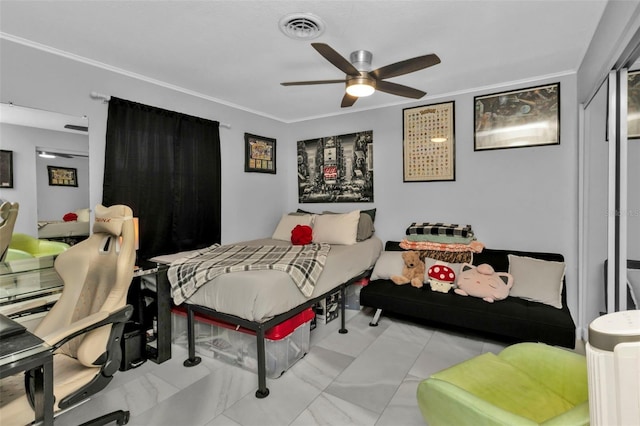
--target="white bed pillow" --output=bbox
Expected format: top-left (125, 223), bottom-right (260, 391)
top-left (370, 251), bottom-right (405, 280)
top-left (312, 210), bottom-right (360, 245)
top-left (75, 208), bottom-right (91, 222)
top-left (271, 214), bottom-right (314, 241)
top-left (508, 254), bottom-right (566, 309)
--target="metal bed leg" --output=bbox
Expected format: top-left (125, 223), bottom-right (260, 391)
top-left (255, 328), bottom-right (270, 398)
top-left (339, 285), bottom-right (348, 334)
top-left (183, 305), bottom-right (201, 367)
top-left (369, 308), bottom-right (382, 326)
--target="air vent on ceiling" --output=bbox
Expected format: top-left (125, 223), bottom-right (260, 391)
top-left (279, 13), bottom-right (325, 40)
top-left (64, 124), bottom-right (88, 132)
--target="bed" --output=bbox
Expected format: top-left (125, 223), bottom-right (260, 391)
top-left (37, 221), bottom-right (90, 239)
top-left (37, 209), bottom-right (91, 239)
top-left (167, 210), bottom-right (382, 397)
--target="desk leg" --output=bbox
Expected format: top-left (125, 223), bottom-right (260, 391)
top-left (32, 354), bottom-right (54, 425)
top-left (153, 269), bottom-right (172, 364)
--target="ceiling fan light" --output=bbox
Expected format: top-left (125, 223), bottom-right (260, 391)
top-left (346, 83), bottom-right (375, 97)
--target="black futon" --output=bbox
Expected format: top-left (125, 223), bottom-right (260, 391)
top-left (359, 241), bottom-right (577, 348)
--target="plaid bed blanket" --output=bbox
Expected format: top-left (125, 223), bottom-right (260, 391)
top-left (406, 222), bottom-right (473, 238)
top-left (168, 243), bottom-right (331, 305)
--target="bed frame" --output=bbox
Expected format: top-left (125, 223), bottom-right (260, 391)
top-left (181, 270), bottom-right (370, 398)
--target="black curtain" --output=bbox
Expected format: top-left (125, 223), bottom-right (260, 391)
top-left (103, 97), bottom-right (221, 259)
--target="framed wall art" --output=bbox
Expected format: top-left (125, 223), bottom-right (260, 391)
top-left (244, 133), bottom-right (276, 174)
top-left (0, 150), bottom-right (13, 188)
top-left (48, 166), bottom-right (78, 187)
top-left (628, 70), bottom-right (640, 139)
top-left (403, 101), bottom-right (455, 182)
top-left (297, 130), bottom-right (373, 203)
top-left (474, 82), bottom-right (560, 151)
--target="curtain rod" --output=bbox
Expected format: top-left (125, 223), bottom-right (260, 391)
top-left (89, 91), bottom-right (232, 129)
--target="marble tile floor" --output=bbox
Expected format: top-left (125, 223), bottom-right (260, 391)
top-left (55, 309), bottom-right (512, 426)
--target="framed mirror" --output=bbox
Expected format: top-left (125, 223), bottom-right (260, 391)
top-left (0, 103), bottom-right (89, 246)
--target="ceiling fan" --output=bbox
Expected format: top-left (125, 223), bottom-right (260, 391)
top-left (281, 43), bottom-right (441, 107)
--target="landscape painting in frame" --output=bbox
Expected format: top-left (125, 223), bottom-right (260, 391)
top-left (297, 130), bottom-right (373, 203)
top-left (474, 82), bottom-right (560, 150)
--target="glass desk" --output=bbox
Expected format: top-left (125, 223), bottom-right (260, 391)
top-left (0, 256), bottom-right (63, 318)
top-left (0, 314), bottom-right (54, 425)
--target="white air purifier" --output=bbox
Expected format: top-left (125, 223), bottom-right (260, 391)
top-left (587, 310), bottom-right (640, 426)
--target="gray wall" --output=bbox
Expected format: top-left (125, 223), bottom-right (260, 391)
top-left (0, 38), bottom-right (288, 244)
top-left (286, 75), bottom-right (580, 320)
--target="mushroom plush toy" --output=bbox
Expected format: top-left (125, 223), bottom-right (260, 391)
top-left (427, 264), bottom-right (456, 293)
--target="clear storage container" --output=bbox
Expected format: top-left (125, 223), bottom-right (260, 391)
top-left (172, 307), bottom-right (313, 378)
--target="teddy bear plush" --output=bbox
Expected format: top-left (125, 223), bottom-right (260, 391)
top-left (391, 250), bottom-right (425, 288)
top-left (454, 263), bottom-right (513, 303)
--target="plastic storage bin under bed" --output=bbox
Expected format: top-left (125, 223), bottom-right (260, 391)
top-left (172, 306), bottom-right (314, 378)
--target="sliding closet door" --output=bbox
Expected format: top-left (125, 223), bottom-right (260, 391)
top-left (580, 65), bottom-right (640, 333)
top-left (606, 69), bottom-right (629, 312)
top-left (581, 80), bottom-right (610, 329)
top-left (628, 65), bottom-right (640, 306)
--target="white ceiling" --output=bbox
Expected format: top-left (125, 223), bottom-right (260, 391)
top-left (0, 0), bottom-right (608, 123)
top-left (0, 103), bottom-right (88, 134)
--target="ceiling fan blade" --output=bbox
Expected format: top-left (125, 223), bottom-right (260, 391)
top-left (375, 80), bottom-right (426, 99)
top-left (371, 54), bottom-right (441, 80)
top-left (312, 43), bottom-right (361, 77)
top-left (281, 79), bottom-right (346, 86)
top-left (341, 93), bottom-right (358, 108)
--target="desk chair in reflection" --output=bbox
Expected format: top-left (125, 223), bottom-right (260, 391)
top-left (0, 204), bottom-right (137, 426)
top-left (0, 201), bottom-right (19, 261)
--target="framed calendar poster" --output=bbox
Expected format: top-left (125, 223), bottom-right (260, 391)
top-left (402, 101), bottom-right (455, 182)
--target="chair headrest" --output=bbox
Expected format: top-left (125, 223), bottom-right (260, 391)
top-left (0, 201), bottom-right (18, 222)
top-left (93, 204), bottom-right (133, 236)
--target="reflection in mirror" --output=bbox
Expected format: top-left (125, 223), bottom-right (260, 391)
top-left (36, 146), bottom-right (90, 245)
top-left (0, 103), bottom-right (88, 273)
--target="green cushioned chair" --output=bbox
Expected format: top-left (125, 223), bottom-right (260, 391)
top-left (8, 233), bottom-right (70, 258)
top-left (417, 342), bottom-right (589, 426)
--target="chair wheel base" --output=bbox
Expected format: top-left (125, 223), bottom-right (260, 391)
top-left (79, 409), bottom-right (130, 426)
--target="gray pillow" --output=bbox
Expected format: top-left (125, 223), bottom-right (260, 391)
top-left (356, 212), bottom-right (375, 241)
top-left (371, 251), bottom-right (404, 280)
top-left (508, 254), bottom-right (566, 309)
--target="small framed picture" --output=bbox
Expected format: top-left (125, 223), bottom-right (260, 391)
top-left (474, 82), bottom-right (560, 151)
top-left (0, 150), bottom-right (13, 188)
top-left (48, 166), bottom-right (78, 187)
top-left (244, 133), bottom-right (276, 174)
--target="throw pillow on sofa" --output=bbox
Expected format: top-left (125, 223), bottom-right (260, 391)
top-left (508, 254), bottom-right (566, 309)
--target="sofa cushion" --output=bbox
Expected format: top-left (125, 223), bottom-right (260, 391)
top-left (370, 251), bottom-right (404, 280)
top-left (508, 254), bottom-right (565, 309)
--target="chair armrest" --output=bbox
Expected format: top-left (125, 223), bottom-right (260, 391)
top-left (41, 305), bottom-right (133, 348)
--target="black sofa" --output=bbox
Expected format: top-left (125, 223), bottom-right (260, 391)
top-left (359, 241), bottom-right (577, 348)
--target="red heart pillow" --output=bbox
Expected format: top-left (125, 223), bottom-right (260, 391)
top-left (63, 212), bottom-right (78, 222)
top-left (291, 225), bottom-right (312, 245)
